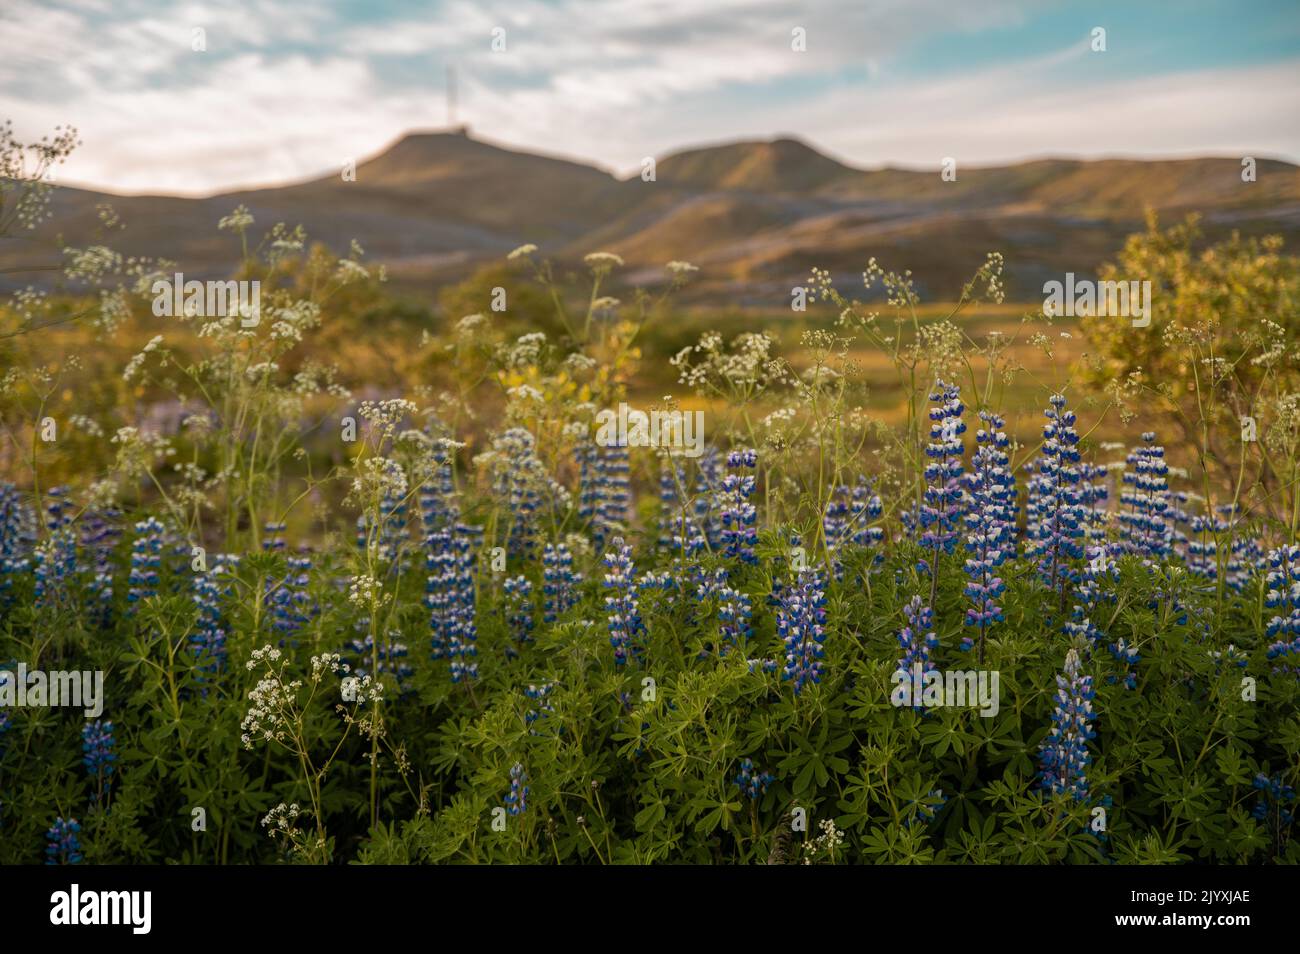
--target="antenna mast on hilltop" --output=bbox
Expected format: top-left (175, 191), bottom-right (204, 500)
top-left (446, 65), bottom-right (458, 129)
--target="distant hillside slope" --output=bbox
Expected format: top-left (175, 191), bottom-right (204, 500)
top-left (4, 129), bottom-right (1298, 304)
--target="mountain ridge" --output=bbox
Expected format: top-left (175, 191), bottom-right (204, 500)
top-left (6, 129), bottom-right (1299, 302)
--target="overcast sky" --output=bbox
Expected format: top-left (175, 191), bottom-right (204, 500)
top-left (3, 0), bottom-right (1298, 195)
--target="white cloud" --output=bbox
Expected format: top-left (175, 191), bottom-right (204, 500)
top-left (1, 0), bottom-right (1294, 194)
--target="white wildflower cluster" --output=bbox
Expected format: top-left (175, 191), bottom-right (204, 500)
top-left (122, 335), bottom-right (164, 382)
top-left (240, 646), bottom-right (300, 749)
top-left (96, 287), bottom-right (132, 334)
top-left (508, 243), bottom-right (538, 260)
top-left (591, 296), bottom-right (620, 313)
top-left (455, 313), bottom-right (488, 340)
top-left (340, 672), bottom-right (383, 705)
top-left (270, 299), bottom-right (321, 342)
top-left (357, 398), bottom-right (417, 443)
top-left (802, 818), bottom-right (846, 864)
top-left (68, 414), bottom-right (103, 437)
top-left (350, 455), bottom-right (408, 504)
top-left (671, 331), bottom-right (783, 396)
top-left (347, 574), bottom-right (388, 608)
top-left (218, 205), bottom-right (254, 232)
top-left (260, 802), bottom-right (301, 833)
top-left (666, 260), bottom-right (698, 277)
top-left (584, 251), bottom-right (624, 269)
top-left (506, 332), bottom-right (547, 369)
top-left (110, 426), bottom-right (174, 477)
top-left (63, 245), bottom-right (122, 282)
top-left (335, 258), bottom-right (370, 284)
top-left (10, 286), bottom-right (48, 321)
top-left (310, 652), bottom-right (349, 682)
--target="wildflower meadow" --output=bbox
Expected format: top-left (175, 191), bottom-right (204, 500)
top-left (1, 117), bottom-right (1299, 871)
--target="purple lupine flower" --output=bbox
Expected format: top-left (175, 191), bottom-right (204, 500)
top-left (345, 629), bottom-right (414, 695)
top-left (1064, 544), bottom-right (1120, 663)
top-left (491, 427), bottom-right (558, 560)
top-left (824, 475), bottom-right (885, 579)
top-left (961, 411), bottom-right (1016, 658)
top-left (1026, 394), bottom-right (1084, 607)
top-left (1078, 461), bottom-right (1110, 542)
top-left (591, 444), bottom-right (631, 549)
top-left (503, 574), bottom-right (535, 645)
top-left (45, 817), bottom-right (83, 865)
top-left (426, 522), bottom-right (480, 680)
top-left (658, 457), bottom-right (705, 556)
top-left (920, 381), bottom-right (966, 564)
top-left (542, 542), bottom-right (581, 622)
top-left (1187, 508), bottom-right (1229, 581)
top-left (192, 554), bottom-right (237, 675)
top-left (1219, 505), bottom-right (1260, 592)
top-left (1264, 545), bottom-right (1300, 676)
top-left (1118, 432), bottom-right (1172, 560)
top-left (778, 566), bottom-right (827, 694)
top-left (525, 682), bottom-right (555, 733)
top-left (603, 537), bottom-right (643, 667)
top-left (80, 507), bottom-right (121, 625)
top-left (127, 517), bottom-right (165, 612)
top-left (82, 719), bottom-right (117, 801)
top-left (269, 552), bottom-right (314, 645)
top-left (504, 763), bottom-right (528, 815)
top-left (717, 582), bottom-right (753, 653)
top-left (694, 446), bottom-right (724, 549)
top-left (1038, 649), bottom-right (1096, 801)
top-left (34, 488), bottom-right (77, 610)
top-left (719, 449), bottom-right (758, 564)
top-left (0, 482), bottom-right (36, 603)
top-left (419, 440), bottom-right (459, 535)
top-left (261, 521), bottom-right (287, 552)
top-left (894, 595), bottom-right (938, 710)
top-left (733, 758), bottom-right (774, 800)
top-left (1252, 773), bottom-right (1296, 827)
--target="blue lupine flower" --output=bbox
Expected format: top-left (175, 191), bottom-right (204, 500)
top-left (1219, 505), bottom-right (1260, 592)
top-left (345, 629), bottom-right (414, 694)
top-left (1251, 773), bottom-right (1296, 827)
top-left (542, 542), bottom-right (581, 623)
top-left (1026, 394), bottom-right (1084, 605)
top-left (45, 817), bottom-right (83, 864)
top-left (733, 758), bottom-right (774, 800)
top-left (269, 552), bottom-right (314, 644)
top-left (1264, 545), bottom-right (1300, 676)
top-left (905, 789), bottom-right (948, 827)
top-left (602, 537), bottom-right (643, 667)
top-left (1064, 546), bottom-right (1128, 683)
top-left (590, 444), bottom-right (631, 549)
top-left (1187, 510), bottom-right (1229, 580)
top-left (920, 380), bottom-right (967, 560)
top-left (894, 595), bottom-right (938, 710)
top-left (80, 507), bottom-right (121, 625)
top-left (82, 720), bottom-right (117, 800)
top-left (261, 521), bottom-right (287, 552)
top-left (1039, 649), bottom-right (1096, 801)
top-left (525, 682), bottom-right (555, 733)
top-left (427, 522), bottom-right (480, 680)
top-left (961, 411), bottom-right (1016, 657)
top-left (718, 449), bottom-right (758, 564)
top-left (503, 575), bottom-right (535, 645)
top-left (824, 475), bottom-right (885, 579)
top-left (778, 566), bottom-right (827, 694)
top-left (0, 483), bottom-right (36, 603)
top-left (717, 582), bottom-right (753, 653)
top-left (504, 763), bottom-right (528, 816)
top-left (1078, 462), bottom-right (1110, 542)
top-left (356, 484), bottom-right (410, 567)
top-left (192, 554), bottom-right (237, 675)
top-left (127, 517), bottom-right (165, 612)
top-left (658, 457), bottom-right (705, 556)
top-left (32, 487), bottom-right (77, 610)
top-left (491, 428), bottom-right (561, 560)
top-left (694, 446), bottom-right (724, 549)
top-left (419, 440), bottom-right (460, 534)
top-left (1118, 433), bottom-right (1171, 560)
